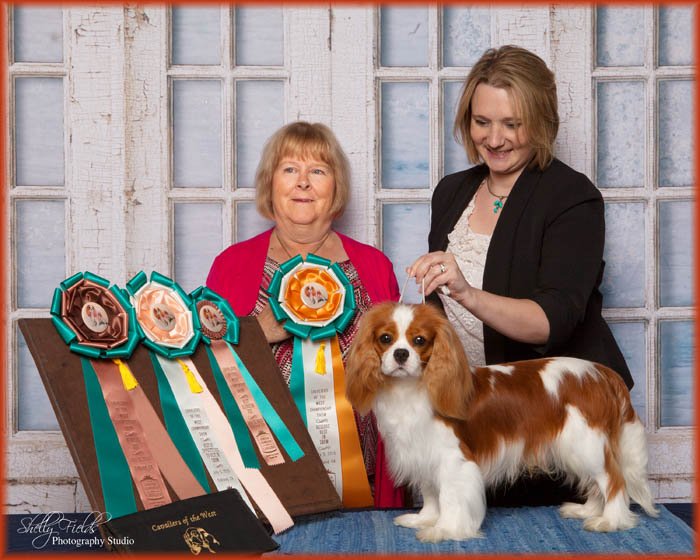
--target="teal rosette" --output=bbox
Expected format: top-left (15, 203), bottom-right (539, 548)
top-left (124, 271), bottom-right (201, 359)
top-left (190, 285), bottom-right (305, 466)
top-left (266, 254), bottom-right (356, 341)
top-left (50, 271), bottom-right (141, 359)
top-left (266, 253), bottom-right (356, 425)
top-left (189, 286), bottom-right (240, 345)
top-left (51, 271), bottom-right (143, 517)
top-left (265, 255), bottom-right (374, 505)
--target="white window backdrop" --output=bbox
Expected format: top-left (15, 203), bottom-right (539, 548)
top-left (5, 5), bottom-right (694, 512)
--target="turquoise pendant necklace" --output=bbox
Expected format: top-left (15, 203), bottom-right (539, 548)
top-left (485, 176), bottom-right (509, 214)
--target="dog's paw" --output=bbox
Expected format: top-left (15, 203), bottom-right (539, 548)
top-left (560, 501), bottom-right (602, 519)
top-left (394, 513), bottom-right (436, 529)
top-left (416, 526), bottom-right (482, 543)
top-left (583, 513), bottom-right (638, 532)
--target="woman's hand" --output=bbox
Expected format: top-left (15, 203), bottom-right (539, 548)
top-left (256, 303), bottom-right (291, 344)
top-left (406, 251), bottom-right (475, 307)
top-left (408, 251), bottom-right (550, 345)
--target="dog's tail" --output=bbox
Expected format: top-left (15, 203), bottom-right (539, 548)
top-left (619, 417), bottom-right (659, 517)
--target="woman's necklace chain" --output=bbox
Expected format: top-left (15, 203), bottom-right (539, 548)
top-left (274, 228), bottom-right (331, 260)
top-left (485, 176), bottom-right (509, 214)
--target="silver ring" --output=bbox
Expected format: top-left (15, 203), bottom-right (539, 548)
top-left (439, 263), bottom-right (446, 274)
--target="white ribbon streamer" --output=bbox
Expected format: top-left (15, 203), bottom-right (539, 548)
top-left (300, 338), bottom-right (344, 499)
top-left (155, 355), bottom-right (293, 533)
top-left (155, 355), bottom-right (250, 505)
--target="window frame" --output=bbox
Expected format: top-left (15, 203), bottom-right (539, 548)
top-left (4, 5), bottom-right (693, 511)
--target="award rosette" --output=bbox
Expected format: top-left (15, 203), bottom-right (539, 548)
top-left (191, 286), bottom-right (304, 469)
top-left (126, 272), bottom-right (293, 534)
top-left (51, 272), bottom-right (206, 518)
top-left (268, 254), bottom-right (373, 507)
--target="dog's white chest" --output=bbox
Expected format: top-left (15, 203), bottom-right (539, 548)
top-left (373, 382), bottom-right (463, 485)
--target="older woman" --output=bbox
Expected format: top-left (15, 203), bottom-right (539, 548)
top-left (207, 121), bottom-right (403, 508)
top-left (408, 46), bottom-right (632, 505)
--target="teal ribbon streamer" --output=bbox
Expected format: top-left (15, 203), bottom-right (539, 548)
top-left (205, 345), bottom-right (260, 469)
top-left (289, 337), bottom-right (308, 427)
top-left (148, 353), bottom-right (212, 493)
top-left (224, 341), bottom-right (304, 462)
top-left (81, 358), bottom-right (137, 518)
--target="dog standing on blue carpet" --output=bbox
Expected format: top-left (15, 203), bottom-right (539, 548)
top-left (346, 302), bottom-right (658, 542)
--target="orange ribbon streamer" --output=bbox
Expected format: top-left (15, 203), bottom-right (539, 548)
top-left (330, 336), bottom-right (373, 507)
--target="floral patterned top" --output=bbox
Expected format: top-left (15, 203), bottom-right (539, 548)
top-left (439, 195), bottom-right (491, 367)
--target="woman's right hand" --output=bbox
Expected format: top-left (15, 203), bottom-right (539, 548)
top-left (256, 303), bottom-right (291, 344)
top-left (407, 251), bottom-right (474, 306)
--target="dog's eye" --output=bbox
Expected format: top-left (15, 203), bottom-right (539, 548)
top-left (413, 336), bottom-right (427, 346)
top-left (378, 333), bottom-right (393, 344)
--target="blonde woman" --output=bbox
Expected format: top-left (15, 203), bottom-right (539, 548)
top-left (208, 121), bottom-right (404, 508)
top-left (409, 46), bottom-right (631, 506)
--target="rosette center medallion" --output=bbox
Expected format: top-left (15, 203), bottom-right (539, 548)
top-left (280, 263), bottom-right (345, 327)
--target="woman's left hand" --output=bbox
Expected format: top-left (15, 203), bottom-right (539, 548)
top-left (407, 251), bottom-right (474, 305)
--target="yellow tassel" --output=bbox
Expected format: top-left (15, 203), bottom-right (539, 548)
top-left (315, 343), bottom-right (327, 375)
top-left (113, 359), bottom-right (139, 391)
top-left (178, 359), bottom-right (203, 393)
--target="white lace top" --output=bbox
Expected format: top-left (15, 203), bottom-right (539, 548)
top-left (438, 195), bottom-right (492, 367)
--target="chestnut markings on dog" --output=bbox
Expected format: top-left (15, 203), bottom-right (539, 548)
top-left (346, 302), bottom-right (658, 543)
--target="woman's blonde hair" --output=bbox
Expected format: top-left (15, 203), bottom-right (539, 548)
top-left (454, 45), bottom-right (559, 171)
top-left (255, 121), bottom-right (351, 220)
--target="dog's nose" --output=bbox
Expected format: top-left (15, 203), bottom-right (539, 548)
top-left (393, 348), bottom-right (409, 365)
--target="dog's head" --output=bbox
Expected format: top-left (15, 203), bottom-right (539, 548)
top-left (346, 302), bottom-right (472, 418)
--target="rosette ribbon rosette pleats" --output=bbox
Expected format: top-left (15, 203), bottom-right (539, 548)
top-left (192, 286), bottom-right (304, 469)
top-left (127, 272), bottom-right (292, 533)
top-left (268, 255), bottom-right (373, 507)
top-left (51, 272), bottom-right (206, 518)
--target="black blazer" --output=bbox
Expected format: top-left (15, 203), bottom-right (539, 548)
top-left (428, 159), bottom-right (633, 389)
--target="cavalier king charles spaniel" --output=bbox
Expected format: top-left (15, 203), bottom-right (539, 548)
top-left (346, 302), bottom-right (657, 542)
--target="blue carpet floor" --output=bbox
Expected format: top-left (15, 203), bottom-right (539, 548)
top-left (6, 504), bottom-right (694, 553)
top-left (270, 505), bottom-right (694, 554)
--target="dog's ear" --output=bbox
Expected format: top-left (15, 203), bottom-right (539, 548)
top-left (422, 309), bottom-right (473, 419)
top-left (345, 304), bottom-right (389, 414)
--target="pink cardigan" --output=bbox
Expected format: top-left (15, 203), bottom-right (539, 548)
top-left (206, 228), bottom-right (405, 508)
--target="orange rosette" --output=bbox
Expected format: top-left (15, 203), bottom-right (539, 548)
top-left (283, 266), bottom-right (344, 325)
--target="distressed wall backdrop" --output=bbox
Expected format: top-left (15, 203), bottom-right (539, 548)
top-left (5, 5), bottom-right (694, 511)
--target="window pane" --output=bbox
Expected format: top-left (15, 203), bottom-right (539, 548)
top-left (659, 6), bottom-right (694, 66)
top-left (442, 7), bottom-right (490, 67)
top-left (382, 203), bottom-right (430, 304)
top-left (659, 200), bottom-right (693, 307)
top-left (16, 200), bottom-right (65, 308)
top-left (174, 203), bottom-right (222, 293)
top-left (171, 7), bottom-right (221, 66)
top-left (609, 322), bottom-right (646, 424)
top-left (443, 81), bottom-right (471, 176)
top-left (236, 202), bottom-right (274, 242)
top-left (13, 7), bottom-right (63, 63)
top-left (381, 82), bottom-right (430, 188)
top-left (601, 202), bottom-right (645, 308)
top-left (235, 8), bottom-right (283, 66)
top-left (596, 81), bottom-right (645, 188)
top-left (658, 80), bottom-right (693, 187)
top-left (659, 321), bottom-right (694, 427)
top-left (15, 77), bottom-right (64, 186)
top-left (596, 7), bottom-right (645, 67)
top-left (235, 80), bottom-right (285, 188)
top-left (173, 80), bottom-right (222, 188)
top-left (380, 7), bottom-right (429, 67)
top-left (17, 326), bottom-right (58, 431)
